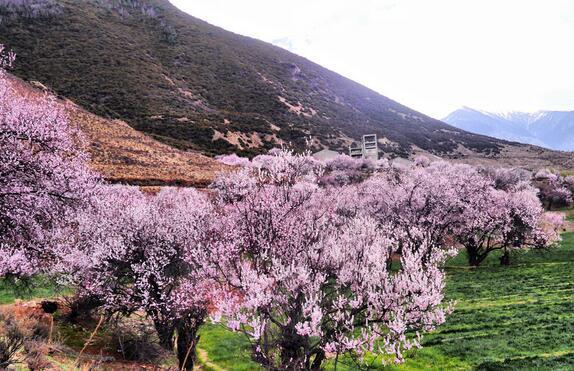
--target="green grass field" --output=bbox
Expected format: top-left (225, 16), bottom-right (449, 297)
top-left (2, 234), bottom-right (573, 370)
top-left (0, 276), bottom-right (64, 305)
top-left (196, 233), bottom-right (574, 370)
top-left (557, 206), bottom-right (574, 222)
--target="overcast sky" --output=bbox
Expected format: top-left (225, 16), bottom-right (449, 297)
top-left (171, 0), bottom-right (574, 119)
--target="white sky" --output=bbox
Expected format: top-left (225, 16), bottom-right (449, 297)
top-left (170, 0), bottom-right (574, 119)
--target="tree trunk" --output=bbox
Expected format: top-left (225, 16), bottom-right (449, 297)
top-left (279, 327), bottom-right (306, 369)
top-left (251, 343), bottom-right (272, 368)
top-left (176, 315), bottom-right (205, 371)
top-left (310, 349), bottom-right (325, 370)
top-left (467, 247), bottom-right (482, 267)
top-left (500, 251), bottom-right (510, 266)
top-left (153, 319), bottom-right (175, 351)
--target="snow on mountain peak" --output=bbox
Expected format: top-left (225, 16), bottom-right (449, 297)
top-left (443, 107), bottom-right (574, 151)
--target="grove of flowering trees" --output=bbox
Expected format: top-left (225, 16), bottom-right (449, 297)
top-left (205, 152), bottom-right (561, 368)
top-left (0, 45), bottom-right (565, 369)
top-left (358, 161), bottom-right (489, 262)
top-left (208, 153), bottom-right (451, 368)
top-left (344, 160), bottom-right (561, 267)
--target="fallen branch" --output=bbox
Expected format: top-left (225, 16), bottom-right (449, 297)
top-left (75, 315), bottom-right (105, 366)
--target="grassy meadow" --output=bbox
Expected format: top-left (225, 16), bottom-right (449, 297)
top-left (0, 277), bottom-right (65, 305)
top-left (2, 233), bottom-right (573, 370)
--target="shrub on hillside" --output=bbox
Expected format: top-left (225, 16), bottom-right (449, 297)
top-left (0, 308), bottom-right (51, 369)
top-left (64, 294), bottom-right (104, 324)
top-left (0, 311), bottom-right (24, 368)
top-left (110, 320), bottom-right (167, 363)
top-left (23, 339), bottom-right (51, 370)
top-left (0, 0), bottom-right (62, 21)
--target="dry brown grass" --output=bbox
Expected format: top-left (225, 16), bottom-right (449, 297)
top-left (7, 74), bottom-right (230, 187)
top-left (70, 108), bottom-right (229, 187)
top-left (0, 300), bottom-right (177, 370)
top-left (448, 144), bottom-right (574, 171)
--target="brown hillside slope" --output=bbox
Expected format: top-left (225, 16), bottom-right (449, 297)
top-left (71, 109), bottom-right (228, 187)
top-left (8, 74), bottom-right (228, 187)
top-left (445, 144), bottom-right (574, 172)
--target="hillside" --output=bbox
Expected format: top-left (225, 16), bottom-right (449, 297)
top-left (445, 107), bottom-right (574, 151)
top-left (0, 0), bottom-right (515, 159)
top-left (7, 73), bottom-right (228, 186)
top-left (0, 0), bottom-right (572, 171)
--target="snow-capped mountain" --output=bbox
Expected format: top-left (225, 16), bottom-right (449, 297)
top-left (444, 107), bottom-right (574, 151)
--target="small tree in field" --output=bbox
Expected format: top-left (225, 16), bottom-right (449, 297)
top-left (454, 182), bottom-right (562, 266)
top-left (0, 47), bottom-right (97, 278)
top-left (60, 186), bottom-right (213, 370)
top-left (534, 169), bottom-right (573, 210)
top-left (540, 183), bottom-right (572, 210)
top-left (358, 161), bottom-right (491, 261)
top-left (319, 154), bottom-right (378, 186)
top-left (208, 151), bottom-right (451, 369)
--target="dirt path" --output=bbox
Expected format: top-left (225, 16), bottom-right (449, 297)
top-left (196, 347), bottom-right (225, 371)
top-left (554, 211), bottom-right (574, 233)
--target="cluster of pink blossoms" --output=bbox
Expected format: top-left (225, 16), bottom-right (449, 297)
top-left (534, 169), bottom-right (574, 209)
top-left (0, 50), bottom-right (97, 278)
top-left (206, 151), bottom-right (561, 368)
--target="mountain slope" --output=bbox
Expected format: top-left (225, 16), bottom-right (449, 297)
top-left (0, 0), bottom-right (512, 158)
top-left (7, 73), bottom-right (228, 187)
top-left (444, 107), bottom-right (574, 151)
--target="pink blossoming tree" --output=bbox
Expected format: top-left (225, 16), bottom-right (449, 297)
top-left (58, 186), bottom-right (214, 370)
top-left (215, 153), bottom-right (251, 167)
top-left (0, 48), bottom-right (97, 279)
top-left (358, 162), bottom-right (489, 262)
top-left (534, 169), bottom-right (573, 209)
top-left (452, 177), bottom-right (562, 266)
top-left (208, 150), bottom-right (451, 369)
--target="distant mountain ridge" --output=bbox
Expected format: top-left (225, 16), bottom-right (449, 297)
top-left (444, 107), bottom-right (574, 151)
